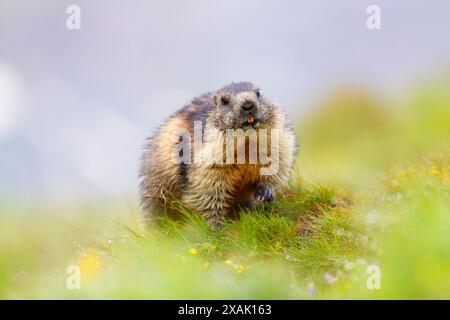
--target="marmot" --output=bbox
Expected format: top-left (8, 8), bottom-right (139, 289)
top-left (139, 82), bottom-right (297, 226)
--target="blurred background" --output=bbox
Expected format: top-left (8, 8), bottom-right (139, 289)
top-left (0, 0), bottom-right (449, 202)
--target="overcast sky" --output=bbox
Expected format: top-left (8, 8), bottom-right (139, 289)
top-left (0, 0), bottom-right (449, 201)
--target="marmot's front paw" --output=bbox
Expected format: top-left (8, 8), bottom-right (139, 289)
top-left (254, 185), bottom-right (274, 203)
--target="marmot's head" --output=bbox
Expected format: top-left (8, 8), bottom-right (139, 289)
top-left (211, 82), bottom-right (279, 130)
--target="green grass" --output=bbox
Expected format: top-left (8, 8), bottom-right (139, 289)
top-left (0, 76), bottom-right (449, 299)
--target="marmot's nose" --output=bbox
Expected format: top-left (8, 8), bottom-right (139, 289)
top-left (241, 100), bottom-right (256, 113)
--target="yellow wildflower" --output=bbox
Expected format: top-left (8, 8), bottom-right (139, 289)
top-left (235, 264), bottom-right (245, 273)
top-left (224, 259), bottom-right (233, 266)
top-left (429, 166), bottom-right (440, 176)
top-left (76, 248), bottom-right (101, 280)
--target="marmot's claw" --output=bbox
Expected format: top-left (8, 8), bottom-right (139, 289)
top-left (213, 221), bottom-right (224, 230)
top-left (206, 218), bottom-right (224, 231)
top-left (255, 186), bottom-right (274, 203)
top-left (205, 211), bottom-right (225, 230)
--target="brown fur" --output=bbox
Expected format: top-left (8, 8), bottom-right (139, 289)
top-left (139, 82), bottom-right (297, 226)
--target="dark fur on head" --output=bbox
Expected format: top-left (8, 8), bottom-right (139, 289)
top-left (176, 82), bottom-right (278, 131)
top-left (211, 82), bottom-right (278, 130)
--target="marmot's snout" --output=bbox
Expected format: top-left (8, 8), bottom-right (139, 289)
top-left (240, 98), bottom-right (259, 127)
top-left (215, 85), bottom-right (268, 129)
top-left (241, 99), bottom-right (257, 112)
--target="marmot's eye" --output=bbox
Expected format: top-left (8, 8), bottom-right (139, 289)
top-left (256, 90), bottom-right (261, 98)
top-left (221, 96), bottom-right (230, 106)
